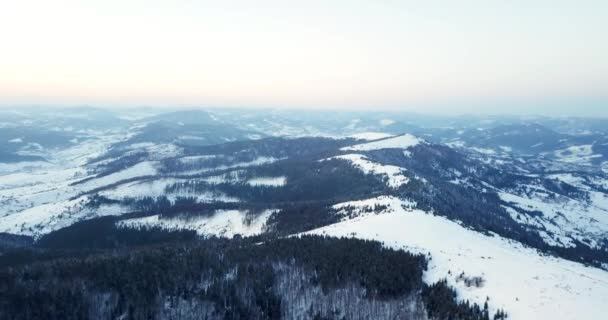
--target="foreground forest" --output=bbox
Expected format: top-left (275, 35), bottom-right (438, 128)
top-left (0, 231), bottom-right (505, 320)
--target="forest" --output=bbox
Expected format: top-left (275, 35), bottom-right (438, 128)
top-left (0, 232), bottom-right (506, 320)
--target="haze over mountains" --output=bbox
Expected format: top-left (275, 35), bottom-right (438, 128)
top-left (1, 107), bottom-right (607, 319)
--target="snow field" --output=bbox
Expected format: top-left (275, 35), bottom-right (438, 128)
top-left (118, 209), bottom-right (278, 238)
top-left (305, 196), bottom-right (608, 320)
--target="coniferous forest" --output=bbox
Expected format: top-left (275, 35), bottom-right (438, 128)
top-left (0, 230), bottom-right (505, 320)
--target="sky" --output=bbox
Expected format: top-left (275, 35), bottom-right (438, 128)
top-left (0, 0), bottom-right (607, 116)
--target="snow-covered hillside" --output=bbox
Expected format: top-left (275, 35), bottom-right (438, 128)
top-left (98, 178), bottom-right (241, 203)
top-left (118, 209), bottom-right (277, 238)
top-left (2, 109), bottom-right (608, 319)
top-left (341, 134), bottom-right (424, 151)
top-left (0, 135), bottom-right (132, 236)
top-left (328, 154), bottom-right (410, 188)
top-left (499, 185), bottom-right (608, 249)
top-left (306, 196), bottom-right (608, 320)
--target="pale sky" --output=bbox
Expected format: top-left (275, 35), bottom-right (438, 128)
top-left (0, 0), bottom-right (607, 116)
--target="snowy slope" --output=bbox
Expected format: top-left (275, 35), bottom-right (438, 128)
top-left (179, 156), bottom-right (286, 175)
top-left (554, 145), bottom-right (601, 165)
top-left (329, 154), bottom-right (409, 188)
top-left (199, 171), bottom-right (287, 187)
top-left (495, 173), bottom-right (608, 249)
top-left (341, 134), bottom-right (424, 151)
top-left (0, 133), bottom-right (164, 236)
top-left (118, 209), bottom-right (277, 238)
top-left (500, 189), bottom-right (608, 248)
top-left (0, 196), bottom-right (125, 236)
top-left (305, 197), bottom-right (608, 320)
top-left (97, 178), bottom-right (240, 203)
top-left (246, 176), bottom-right (287, 187)
top-left (0, 135), bottom-right (286, 236)
top-left (0, 160), bottom-right (162, 236)
top-left (78, 161), bottom-right (158, 191)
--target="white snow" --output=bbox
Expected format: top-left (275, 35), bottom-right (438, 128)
top-left (116, 111), bottom-right (157, 121)
top-left (248, 119), bottom-right (334, 138)
top-left (178, 135), bottom-right (206, 141)
top-left (546, 173), bottom-right (586, 187)
top-left (330, 154), bottom-right (409, 188)
top-left (341, 134), bottom-right (423, 151)
top-left (379, 119), bottom-right (395, 126)
top-left (344, 119), bottom-right (361, 130)
top-left (0, 134), bottom-right (165, 236)
top-left (178, 155), bottom-right (217, 164)
top-left (95, 178), bottom-right (174, 199)
top-left (18, 142), bottom-right (44, 156)
top-left (144, 143), bottom-right (183, 160)
top-left (202, 172), bottom-right (286, 187)
top-left (246, 176), bottom-right (287, 187)
top-left (554, 145), bottom-right (601, 165)
top-left (114, 142), bottom-right (184, 160)
top-left (469, 147), bottom-right (497, 155)
top-left (0, 196), bottom-right (125, 237)
top-left (118, 209), bottom-right (278, 238)
top-left (0, 161), bottom-right (51, 174)
top-left (200, 171), bottom-right (243, 184)
top-left (79, 161), bottom-right (158, 192)
top-left (121, 143), bottom-right (183, 160)
top-left (198, 172), bottom-right (286, 187)
top-left (99, 178), bottom-right (240, 203)
top-left (247, 134), bottom-right (263, 140)
top-left (348, 132), bottom-right (395, 141)
top-left (332, 196), bottom-right (416, 219)
top-left (304, 197), bottom-right (608, 320)
top-left (499, 182), bottom-right (608, 249)
top-left (180, 156), bottom-right (286, 175)
top-left (446, 140), bottom-right (466, 148)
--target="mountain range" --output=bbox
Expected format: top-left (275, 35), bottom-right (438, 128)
top-left (1, 108), bottom-right (607, 319)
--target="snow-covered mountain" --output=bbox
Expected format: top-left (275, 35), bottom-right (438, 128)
top-left (1, 108), bottom-right (607, 319)
top-left (305, 196), bottom-right (608, 320)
